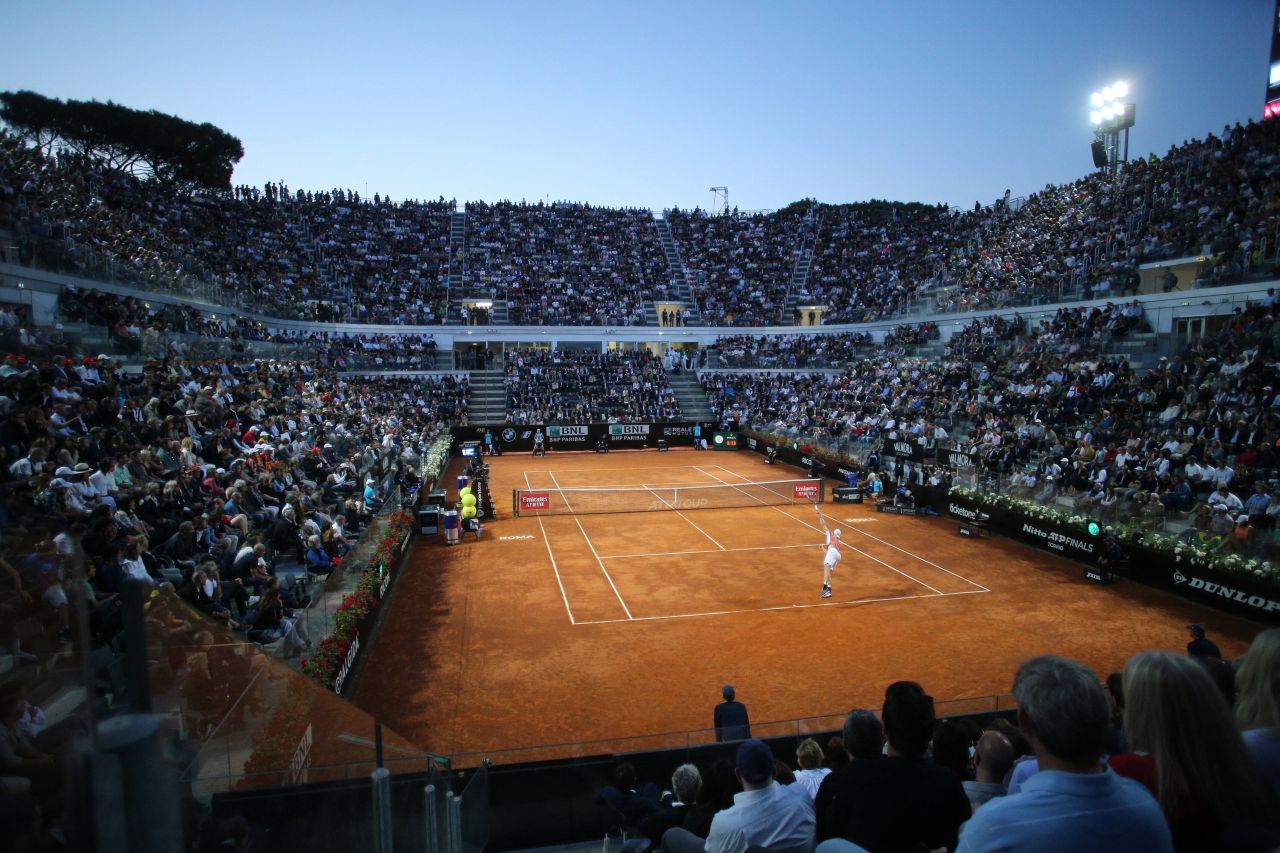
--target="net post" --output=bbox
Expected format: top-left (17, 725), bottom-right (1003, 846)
top-left (512, 489), bottom-right (520, 517)
top-left (818, 479), bottom-right (826, 504)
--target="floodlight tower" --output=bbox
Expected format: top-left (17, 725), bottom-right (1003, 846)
top-left (1089, 81), bottom-right (1135, 174)
top-left (710, 186), bottom-right (728, 216)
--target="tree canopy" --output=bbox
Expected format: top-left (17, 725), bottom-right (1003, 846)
top-left (0, 90), bottom-right (244, 191)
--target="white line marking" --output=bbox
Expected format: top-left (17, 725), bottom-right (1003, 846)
top-left (574, 588), bottom-right (989, 625)
top-left (525, 471), bottom-right (576, 624)
top-left (638, 484), bottom-right (726, 550)
top-left (549, 470), bottom-right (633, 620)
top-left (544, 465), bottom-right (721, 474)
top-left (603, 543), bottom-right (818, 559)
top-left (844, 525), bottom-right (989, 592)
top-left (700, 465), bottom-right (943, 595)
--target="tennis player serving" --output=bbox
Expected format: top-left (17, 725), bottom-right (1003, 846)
top-left (817, 510), bottom-right (841, 598)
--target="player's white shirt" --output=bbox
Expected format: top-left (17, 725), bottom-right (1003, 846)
top-left (824, 531), bottom-right (842, 567)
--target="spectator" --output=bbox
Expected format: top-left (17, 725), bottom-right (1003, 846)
top-left (1235, 628), bottom-right (1280, 798)
top-left (816, 683), bottom-right (970, 853)
top-left (637, 763), bottom-right (701, 848)
top-left (664, 739), bottom-right (814, 853)
top-left (956, 655), bottom-right (1172, 853)
top-left (792, 738), bottom-right (831, 800)
top-left (964, 729), bottom-right (1016, 809)
top-left (1112, 651), bottom-right (1280, 851)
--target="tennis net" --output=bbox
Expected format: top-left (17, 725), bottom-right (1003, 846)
top-left (512, 478), bottom-right (825, 517)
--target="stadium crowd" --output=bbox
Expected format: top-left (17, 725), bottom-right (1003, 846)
top-left (667, 208), bottom-right (816, 327)
top-left (504, 348), bottom-right (682, 424)
top-left (5, 119), bottom-right (1280, 327)
top-left (712, 332), bottom-right (871, 368)
top-left (463, 202), bottom-right (667, 326)
top-left (708, 296), bottom-right (1280, 551)
top-left (605, 637), bottom-right (1280, 853)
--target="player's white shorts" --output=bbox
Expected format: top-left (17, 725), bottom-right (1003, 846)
top-left (824, 546), bottom-right (842, 569)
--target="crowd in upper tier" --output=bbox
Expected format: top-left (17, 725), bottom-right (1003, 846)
top-left (6, 118), bottom-right (1278, 328)
top-left (462, 202), bottom-right (667, 326)
top-left (504, 348), bottom-right (682, 424)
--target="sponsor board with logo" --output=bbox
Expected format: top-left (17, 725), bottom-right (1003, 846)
top-left (946, 496), bottom-right (1280, 624)
top-left (792, 482), bottom-right (821, 501)
top-left (451, 423), bottom-right (709, 451)
top-left (1172, 571), bottom-right (1280, 614)
top-left (519, 492), bottom-right (551, 512)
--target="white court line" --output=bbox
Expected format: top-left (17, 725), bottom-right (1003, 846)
top-left (524, 470), bottom-right (576, 624)
top-left (696, 465), bottom-right (943, 595)
top-left (549, 470), bottom-right (634, 620)
top-left (638, 484), bottom-right (727, 551)
top-left (574, 588), bottom-right (989, 625)
top-left (845, 525), bottom-right (989, 592)
top-left (603, 543), bottom-right (817, 559)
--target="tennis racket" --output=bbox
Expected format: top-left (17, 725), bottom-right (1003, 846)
top-left (813, 501), bottom-right (829, 537)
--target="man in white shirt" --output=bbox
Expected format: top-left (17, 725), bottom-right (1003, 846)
top-left (664, 739), bottom-right (815, 853)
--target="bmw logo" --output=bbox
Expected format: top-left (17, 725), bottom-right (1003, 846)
top-left (501, 428), bottom-right (516, 442)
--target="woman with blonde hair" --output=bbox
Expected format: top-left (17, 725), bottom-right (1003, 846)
top-left (792, 737), bottom-right (830, 799)
top-left (1236, 628), bottom-right (1280, 797)
top-left (1118, 651), bottom-right (1279, 851)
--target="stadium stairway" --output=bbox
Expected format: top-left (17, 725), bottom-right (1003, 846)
top-left (782, 231), bottom-right (817, 321)
top-left (468, 370), bottom-right (508, 422)
top-left (652, 217), bottom-right (703, 324)
top-left (668, 372), bottom-right (714, 420)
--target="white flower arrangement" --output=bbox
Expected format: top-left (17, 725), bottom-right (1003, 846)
top-left (949, 485), bottom-right (1280, 589)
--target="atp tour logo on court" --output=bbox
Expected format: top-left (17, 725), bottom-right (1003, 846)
top-left (520, 493), bottom-right (551, 511)
top-left (793, 482), bottom-right (821, 501)
top-left (548, 425), bottom-right (588, 438)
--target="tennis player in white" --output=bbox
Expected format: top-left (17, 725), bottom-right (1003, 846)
top-left (821, 526), bottom-right (841, 598)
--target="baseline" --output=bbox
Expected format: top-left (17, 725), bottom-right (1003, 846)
top-left (573, 588), bottom-right (989, 626)
top-left (695, 465), bottom-right (943, 595)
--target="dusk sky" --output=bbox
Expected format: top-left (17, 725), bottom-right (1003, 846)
top-left (4, 1), bottom-right (1273, 211)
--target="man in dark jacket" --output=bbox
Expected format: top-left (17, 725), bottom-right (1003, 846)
top-left (816, 681), bottom-right (970, 853)
top-left (713, 685), bottom-right (751, 742)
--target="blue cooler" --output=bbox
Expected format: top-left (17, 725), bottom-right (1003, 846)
top-left (456, 473), bottom-right (470, 493)
top-left (443, 510), bottom-right (461, 545)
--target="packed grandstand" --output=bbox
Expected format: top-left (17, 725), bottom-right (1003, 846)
top-left (2, 105), bottom-right (1280, 853)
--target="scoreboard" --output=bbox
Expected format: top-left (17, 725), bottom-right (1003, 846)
top-left (1267, 0), bottom-right (1280, 119)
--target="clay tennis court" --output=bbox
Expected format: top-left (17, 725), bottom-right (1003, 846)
top-left (353, 448), bottom-right (1262, 764)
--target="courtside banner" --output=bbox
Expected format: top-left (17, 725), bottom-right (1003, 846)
top-left (793, 482), bottom-right (821, 501)
top-left (452, 423), bottom-right (714, 452)
top-left (519, 492), bottom-right (550, 512)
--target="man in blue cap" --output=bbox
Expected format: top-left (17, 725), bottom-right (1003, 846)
top-left (664, 739), bottom-right (814, 853)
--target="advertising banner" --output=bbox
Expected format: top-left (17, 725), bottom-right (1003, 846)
top-left (453, 423), bottom-right (713, 452)
top-left (519, 492), bottom-right (551, 512)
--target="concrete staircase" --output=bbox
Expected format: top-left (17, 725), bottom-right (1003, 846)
top-left (668, 372), bottom-right (714, 420)
top-left (652, 217), bottom-right (702, 325)
top-left (783, 231), bottom-right (817, 323)
top-left (468, 370), bottom-right (508, 422)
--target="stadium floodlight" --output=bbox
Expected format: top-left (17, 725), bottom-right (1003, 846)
top-left (1089, 79), bottom-right (1135, 174)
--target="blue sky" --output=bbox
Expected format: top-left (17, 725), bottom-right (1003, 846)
top-left (3, 1), bottom-right (1273, 210)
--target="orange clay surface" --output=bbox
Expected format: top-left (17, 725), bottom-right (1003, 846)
top-left (353, 448), bottom-right (1261, 765)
